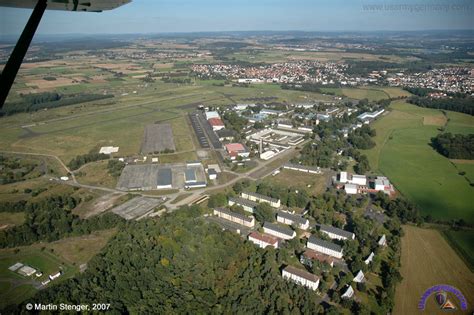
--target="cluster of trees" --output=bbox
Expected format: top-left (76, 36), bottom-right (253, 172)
top-left (373, 192), bottom-right (422, 224)
top-left (0, 195), bottom-right (124, 248)
top-left (222, 111), bottom-right (248, 133)
top-left (0, 155), bottom-right (40, 185)
top-left (345, 60), bottom-right (399, 76)
top-left (107, 159), bottom-right (126, 178)
top-left (348, 125), bottom-right (376, 150)
top-left (256, 182), bottom-right (311, 209)
top-left (407, 96), bottom-right (474, 116)
top-left (431, 133), bottom-right (474, 159)
top-left (8, 206), bottom-right (328, 314)
top-left (1, 92), bottom-right (114, 116)
top-left (349, 149), bottom-right (371, 174)
top-left (68, 152), bottom-right (109, 170)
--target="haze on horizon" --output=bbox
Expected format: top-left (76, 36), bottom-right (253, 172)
top-left (1, 0), bottom-right (473, 37)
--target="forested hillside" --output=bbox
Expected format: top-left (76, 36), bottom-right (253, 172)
top-left (6, 206), bottom-right (324, 314)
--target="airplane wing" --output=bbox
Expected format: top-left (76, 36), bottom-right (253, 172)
top-left (0, 0), bottom-right (132, 108)
top-left (0, 0), bottom-right (131, 12)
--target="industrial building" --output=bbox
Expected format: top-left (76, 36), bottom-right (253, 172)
top-left (184, 168), bottom-right (197, 183)
top-left (157, 168), bottom-right (173, 189)
top-left (225, 143), bottom-right (250, 160)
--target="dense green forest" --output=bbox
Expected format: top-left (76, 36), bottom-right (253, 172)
top-left (431, 133), bottom-right (474, 159)
top-left (0, 195), bottom-right (124, 248)
top-left (348, 125), bottom-right (376, 150)
top-left (407, 95), bottom-right (474, 116)
top-left (6, 206), bottom-right (332, 314)
top-left (1, 92), bottom-right (114, 116)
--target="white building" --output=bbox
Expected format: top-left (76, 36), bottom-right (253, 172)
top-left (49, 271), bottom-right (61, 281)
top-left (319, 224), bottom-right (355, 241)
top-left (283, 163), bottom-right (321, 174)
top-left (282, 265), bottom-right (320, 291)
top-left (263, 222), bottom-right (296, 240)
top-left (344, 183), bottom-right (358, 195)
top-left (364, 252), bottom-right (375, 265)
top-left (341, 285), bottom-right (355, 299)
top-left (248, 231), bottom-right (279, 249)
top-left (378, 234), bottom-right (387, 246)
top-left (277, 211), bottom-right (310, 230)
top-left (228, 197), bottom-right (257, 213)
top-left (205, 111), bottom-right (220, 120)
top-left (339, 171), bottom-right (367, 186)
top-left (99, 146), bottom-right (119, 154)
top-left (307, 236), bottom-right (343, 259)
top-left (353, 270), bottom-right (365, 283)
top-left (241, 192), bottom-right (281, 208)
top-left (213, 208), bottom-right (255, 228)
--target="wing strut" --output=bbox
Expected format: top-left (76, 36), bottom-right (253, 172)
top-left (0, 0), bottom-right (47, 108)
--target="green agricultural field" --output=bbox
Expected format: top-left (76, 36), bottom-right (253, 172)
top-left (0, 248), bottom-right (76, 308)
top-left (441, 229), bottom-right (474, 271)
top-left (341, 88), bottom-right (390, 101)
top-left (362, 101), bottom-right (474, 224)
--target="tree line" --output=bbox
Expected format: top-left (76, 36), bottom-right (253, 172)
top-left (1, 92), bottom-right (114, 116)
top-left (68, 152), bottom-right (109, 170)
top-left (407, 95), bottom-right (474, 116)
top-left (0, 195), bottom-right (124, 248)
top-left (431, 133), bottom-right (474, 159)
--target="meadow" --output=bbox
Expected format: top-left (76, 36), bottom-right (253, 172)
top-left (362, 101), bottom-right (474, 224)
top-left (0, 229), bottom-right (116, 308)
top-left (394, 225), bottom-right (474, 315)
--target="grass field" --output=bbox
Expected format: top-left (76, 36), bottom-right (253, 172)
top-left (362, 101), bottom-right (474, 224)
top-left (263, 169), bottom-right (329, 195)
top-left (0, 212), bottom-right (25, 230)
top-left (394, 225), bottom-right (474, 315)
top-left (76, 160), bottom-right (118, 189)
top-left (441, 229), bottom-right (474, 271)
top-left (341, 88), bottom-right (390, 101)
top-left (0, 229), bottom-right (116, 308)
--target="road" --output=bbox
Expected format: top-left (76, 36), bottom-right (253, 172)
top-left (1, 139), bottom-right (307, 215)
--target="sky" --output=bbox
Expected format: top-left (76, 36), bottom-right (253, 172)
top-left (0, 0), bottom-right (473, 36)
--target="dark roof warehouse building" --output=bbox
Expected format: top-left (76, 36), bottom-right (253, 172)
top-left (157, 168), bottom-right (172, 189)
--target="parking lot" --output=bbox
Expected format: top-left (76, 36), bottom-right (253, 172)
top-left (141, 123), bottom-right (176, 154)
top-left (189, 113), bottom-right (210, 149)
top-left (111, 197), bottom-right (164, 220)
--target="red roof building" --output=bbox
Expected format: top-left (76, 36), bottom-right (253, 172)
top-left (248, 231), bottom-right (279, 249)
top-left (208, 118), bottom-right (225, 131)
top-left (225, 143), bottom-right (249, 160)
